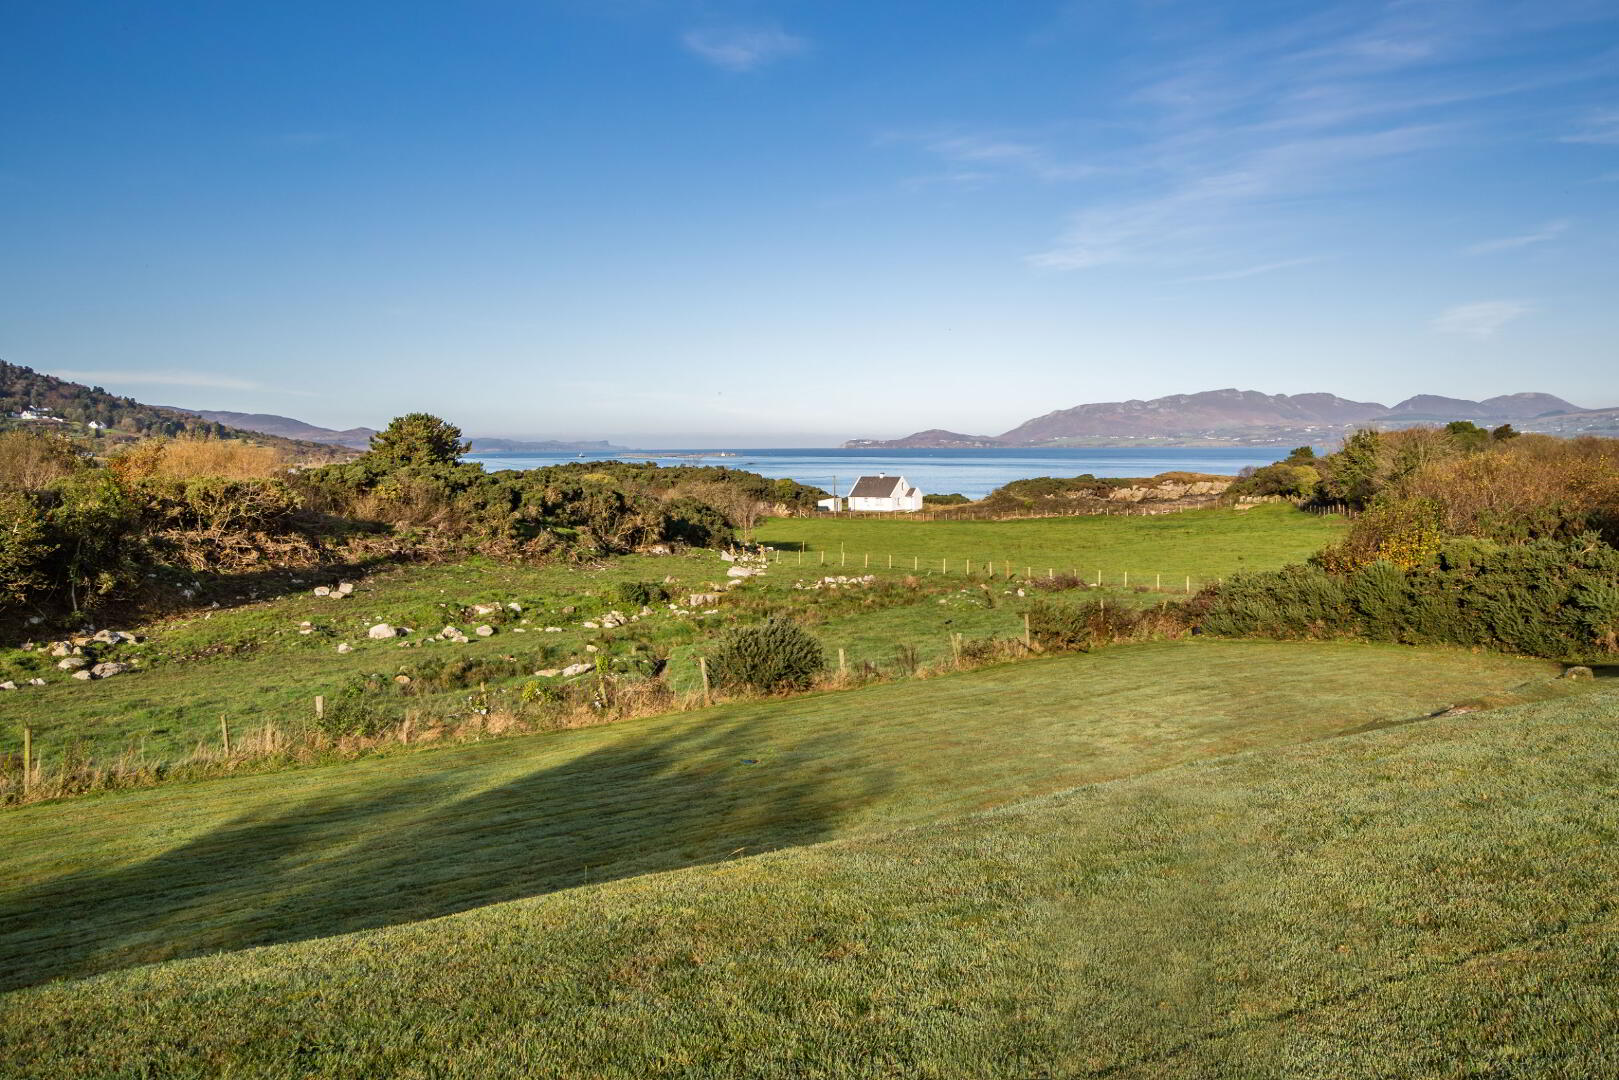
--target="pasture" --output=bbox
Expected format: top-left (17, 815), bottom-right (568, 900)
top-left (0, 639), bottom-right (1560, 992)
top-left (753, 503), bottom-right (1344, 587)
top-left (3, 674), bottom-right (1613, 1079)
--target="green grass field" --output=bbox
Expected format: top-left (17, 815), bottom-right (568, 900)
top-left (754, 503), bottom-right (1343, 586)
top-left (0, 640), bottom-right (1561, 994)
top-left (1, 662), bottom-right (1611, 1078)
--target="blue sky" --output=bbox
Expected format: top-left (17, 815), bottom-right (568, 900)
top-left (3, 1), bottom-right (1617, 445)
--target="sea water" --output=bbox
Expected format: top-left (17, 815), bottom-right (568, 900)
top-left (465, 446), bottom-right (1289, 500)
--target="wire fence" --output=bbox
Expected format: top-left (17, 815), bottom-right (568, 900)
top-left (762, 546), bottom-right (1223, 593)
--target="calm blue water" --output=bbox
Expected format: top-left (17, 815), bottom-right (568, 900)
top-left (466, 446), bottom-right (1289, 500)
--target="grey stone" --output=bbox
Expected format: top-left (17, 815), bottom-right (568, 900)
top-left (0, 681), bottom-right (16, 691)
top-left (475, 625), bottom-right (495, 637)
top-left (336, 643), bottom-right (353, 654)
top-left (560, 662), bottom-right (594, 677)
top-left (57, 657), bottom-right (89, 671)
top-left (314, 586), bottom-right (331, 596)
top-left (91, 662), bottom-right (128, 679)
top-left (72, 670), bottom-right (94, 680)
top-left (367, 623), bottom-right (398, 640)
top-left (336, 582), bottom-right (355, 596)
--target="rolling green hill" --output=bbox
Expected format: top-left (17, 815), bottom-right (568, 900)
top-left (0, 667), bottom-right (1612, 1078)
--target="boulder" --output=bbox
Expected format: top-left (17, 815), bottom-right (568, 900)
top-left (560, 662), bottom-right (594, 677)
top-left (535, 669), bottom-right (561, 678)
top-left (314, 586), bottom-right (331, 596)
top-left (0, 681), bottom-right (16, 691)
top-left (475, 625), bottom-right (495, 637)
top-left (47, 642), bottom-right (73, 658)
top-left (336, 582), bottom-right (355, 596)
top-left (439, 625), bottom-right (463, 640)
top-left (688, 592), bottom-right (723, 607)
top-left (29, 678), bottom-right (47, 686)
top-left (367, 624), bottom-right (398, 640)
top-left (91, 662), bottom-right (128, 679)
top-left (471, 603), bottom-right (501, 616)
top-left (336, 643), bottom-right (353, 654)
top-left (57, 657), bottom-right (89, 671)
top-left (71, 670), bottom-right (93, 680)
top-left (1561, 665), bottom-right (1594, 680)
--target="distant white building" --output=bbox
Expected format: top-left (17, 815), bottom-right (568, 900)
top-left (843, 474), bottom-right (924, 513)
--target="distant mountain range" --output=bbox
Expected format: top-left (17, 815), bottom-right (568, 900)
top-left (847, 389), bottom-right (1609, 448)
top-left (171, 409), bottom-right (380, 449)
top-left (167, 408), bottom-right (628, 454)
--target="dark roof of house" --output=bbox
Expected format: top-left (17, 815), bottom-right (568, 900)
top-left (848, 475), bottom-right (907, 498)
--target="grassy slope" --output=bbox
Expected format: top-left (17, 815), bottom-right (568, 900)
top-left (1, 553), bottom-right (730, 762)
top-left (2, 678), bottom-right (1613, 1079)
top-left (754, 503), bottom-right (1343, 585)
top-left (0, 641), bottom-right (1560, 994)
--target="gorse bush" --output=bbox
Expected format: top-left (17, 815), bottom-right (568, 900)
top-left (1202, 535), bottom-right (1619, 659)
top-left (614, 580), bottom-right (671, 607)
top-left (707, 618), bottom-right (825, 693)
top-left (1026, 599), bottom-right (1196, 653)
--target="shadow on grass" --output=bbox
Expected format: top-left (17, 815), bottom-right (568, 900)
top-left (0, 715), bottom-right (891, 991)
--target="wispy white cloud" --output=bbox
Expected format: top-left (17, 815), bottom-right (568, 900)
top-left (1173, 255), bottom-right (1329, 282)
top-left (1016, 2), bottom-right (1615, 274)
top-left (902, 132), bottom-right (1102, 183)
top-left (681, 26), bottom-right (806, 71)
top-left (1432, 300), bottom-right (1535, 339)
top-left (1561, 109), bottom-right (1619, 144)
top-left (54, 370), bottom-right (314, 395)
top-left (1465, 218), bottom-right (1570, 255)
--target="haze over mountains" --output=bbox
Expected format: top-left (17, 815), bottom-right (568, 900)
top-left (847, 390), bottom-right (1611, 448)
top-left (168, 408), bottom-right (625, 453)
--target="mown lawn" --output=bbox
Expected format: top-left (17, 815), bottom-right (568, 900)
top-left (0, 640), bottom-right (1560, 993)
top-left (754, 502), bottom-right (1343, 587)
top-left (2, 676), bottom-right (1613, 1079)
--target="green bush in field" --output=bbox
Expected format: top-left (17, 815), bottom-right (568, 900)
top-left (614, 580), bottom-right (670, 607)
top-left (707, 618), bottom-right (824, 693)
top-left (1202, 535), bottom-right (1619, 659)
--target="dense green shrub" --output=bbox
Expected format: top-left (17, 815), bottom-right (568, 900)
top-left (1026, 599), bottom-right (1194, 652)
top-left (614, 580), bottom-right (670, 607)
top-left (707, 618), bottom-right (824, 693)
top-left (1202, 536), bottom-right (1619, 659)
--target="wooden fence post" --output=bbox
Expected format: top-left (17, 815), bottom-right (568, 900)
top-left (699, 656), bottom-right (711, 707)
top-left (864, 553), bottom-right (869, 569)
top-left (914, 555), bottom-right (919, 570)
top-left (1155, 573), bottom-right (1161, 590)
top-left (1023, 613), bottom-right (1032, 649)
top-left (1123, 571), bottom-right (1129, 588)
top-left (21, 727), bottom-right (31, 796)
top-left (943, 557), bottom-right (948, 574)
top-left (315, 695), bottom-right (325, 721)
top-left (1185, 576), bottom-right (1191, 594)
top-left (838, 647), bottom-right (847, 676)
top-left (220, 715), bottom-right (231, 755)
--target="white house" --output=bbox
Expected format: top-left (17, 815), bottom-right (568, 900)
top-left (844, 474), bottom-right (924, 513)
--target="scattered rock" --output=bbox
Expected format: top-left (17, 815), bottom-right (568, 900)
top-left (439, 625), bottom-right (463, 639)
top-left (91, 662), bottom-right (128, 679)
top-left (560, 662), bottom-right (594, 677)
top-left (367, 623), bottom-right (398, 640)
top-left (337, 643), bottom-right (353, 654)
top-left (0, 681), bottom-right (16, 691)
top-left (535, 668), bottom-right (561, 678)
top-left (57, 657), bottom-right (89, 671)
top-left (507, 602), bottom-right (522, 612)
top-left (29, 678), bottom-right (46, 686)
top-left (688, 592), bottom-right (723, 607)
top-left (314, 586), bottom-right (331, 596)
top-left (584, 644), bottom-right (598, 653)
top-left (544, 627), bottom-right (563, 633)
top-left (336, 582), bottom-right (355, 596)
top-left (1561, 665), bottom-right (1594, 680)
top-left (581, 621), bottom-right (599, 629)
top-left (475, 625), bottom-right (495, 637)
top-left (72, 670), bottom-right (94, 680)
top-left (47, 642), bottom-right (74, 658)
top-left (471, 603), bottom-right (501, 616)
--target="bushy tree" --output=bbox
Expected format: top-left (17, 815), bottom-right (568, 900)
top-left (365, 414), bottom-right (468, 469)
top-left (707, 619), bottom-right (824, 693)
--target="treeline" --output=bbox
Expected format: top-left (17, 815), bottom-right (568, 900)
top-left (0, 414), bottom-right (817, 634)
top-left (1207, 426), bottom-right (1619, 659)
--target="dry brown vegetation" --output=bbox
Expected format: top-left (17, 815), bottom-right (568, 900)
top-left (110, 437), bottom-right (287, 482)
